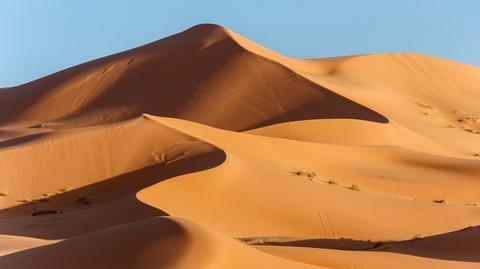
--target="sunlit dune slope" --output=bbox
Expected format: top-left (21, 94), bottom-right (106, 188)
top-left (0, 117), bottom-right (214, 210)
top-left (139, 116), bottom-right (480, 241)
top-left (0, 23), bottom-right (479, 269)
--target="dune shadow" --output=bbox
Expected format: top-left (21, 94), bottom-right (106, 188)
top-left (250, 226), bottom-right (480, 262)
top-left (0, 150), bottom-right (226, 239)
top-left (0, 217), bottom-right (191, 269)
top-left (0, 133), bottom-right (47, 149)
top-left (244, 86), bottom-right (389, 131)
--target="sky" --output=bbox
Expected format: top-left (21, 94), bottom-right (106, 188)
top-left (1, 0), bottom-right (480, 87)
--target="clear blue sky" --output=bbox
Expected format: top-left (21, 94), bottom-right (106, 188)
top-left (1, 0), bottom-right (480, 87)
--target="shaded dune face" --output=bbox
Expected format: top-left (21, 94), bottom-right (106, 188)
top-left (0, 24), bottom-right (386, 130)
top-left (1, 24), bottom-right (480, 269)
top-left (0, 217), bottom-right (192, 269)
top-left (0, 217), bottom-right (322, 269)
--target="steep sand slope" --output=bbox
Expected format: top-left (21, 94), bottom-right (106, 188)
top-left (0, 24), bottom-right (479, 268)
top-left (0, 117), bottom-right (214, 210)
top-left (0, 217), bottom-right (322, 269)
top-left (0, 24), bottom-right (384, 131)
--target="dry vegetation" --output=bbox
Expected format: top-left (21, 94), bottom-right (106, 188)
top-left (347, 184), bottom-right (360, 191)
top-left (31, 209), bottom-right (58, 216)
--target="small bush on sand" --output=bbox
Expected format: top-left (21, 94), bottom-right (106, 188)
top-left (433, 199), bottom-right (445, 203)
top-left (31, 209), bottom-right (57, 216)
top-left (236, 237), bottom-right (281, 245)
top-left (411, 234), bottom-right (422, 241)
top-left (348, 184), bottom-right (360, 191)
top-left (291, 171), bottom-right (316, 180)
top-left (36, 197), bottom-right (50, 202)
top-left (36, 194), bottom-right (50, 202)
top-left (415, 102), bottom-right (433, 109)
top-left (75, 196), bottom-right (91, 205)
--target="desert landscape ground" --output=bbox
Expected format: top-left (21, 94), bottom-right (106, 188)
top-left (0, 23), bottom-right (479, 268)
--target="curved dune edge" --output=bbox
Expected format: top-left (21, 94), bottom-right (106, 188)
top-left (247, 118), bottom-right (453, 156)
top-left (0, 117), bottom-right (215, 210)
top-left (253, 224), bottom-right (480, 268)
top-left (0, 23), bottom-right (479, 268)
top-left (0, 24), bottom-right (388, 131)
top-left (0, 235), bottom-right (56, 257)
top-left (0, 217), bottom-right (323, 269)
top-left (256, 245), bottom-right (479, 269)
top-left (139, 115), bottom-right (480, 241)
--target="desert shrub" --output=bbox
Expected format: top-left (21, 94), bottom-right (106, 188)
top-left (236, 237), bottom-right (281, 245)
top-left (31, 209), bottom-right (57, 216)
top-left (348, 184), bottom-right (360, 191)
top-left (415, 102), bottom-right (433, 109)
top-left (411, 234), bottom-right (422, 241)
top-left (75, 196), bottom-right (91, 205)
top-left (36, 197), bottom-right (50, 202)
top-left (291, 171), bottom-right (316, 180)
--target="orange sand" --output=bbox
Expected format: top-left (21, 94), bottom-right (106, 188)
top-left (0, 24), bottom-right (479, 268)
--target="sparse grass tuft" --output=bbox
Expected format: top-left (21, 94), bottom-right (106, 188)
top-left (32, 122), bottom-right (48, 128)
top-left (36, 193), bottom-right (50, 202)
top-left (326, 179), bottom-right (338, 185)
top-left (291, 171), bottom-right (303, 176)
top-left (236, 237), bottom-right (282, 245)
top-left (347, 184), bottom-right (360, 191)
top-left (291, 171), bottom-right (316, 180)
top-left (411, 234), bottom-right (422, 241)
top-left (75, 196), bottom-right (91, 205)
top-left (31, 209), bottom-right (57, 216)
top-left (415, 102), bottom-right (434, 109)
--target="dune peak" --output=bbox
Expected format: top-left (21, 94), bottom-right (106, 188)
top-left (1, 22), bottom-right (480, 269)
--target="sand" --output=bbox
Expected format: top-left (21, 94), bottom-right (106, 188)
top-left (0, 23), bottom-right (479, 268)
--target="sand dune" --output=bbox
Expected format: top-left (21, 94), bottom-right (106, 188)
top-left (0, 217), bottom-right (322, 269)
top-left (0, 24), bottom-right (385, 131)
top-left (1, 24), bottom-right (479, 268)
top-left (139, 116), bottom-right (480, 240)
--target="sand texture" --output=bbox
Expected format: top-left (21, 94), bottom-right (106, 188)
top-left (0, 24), bottom-right (479, 268)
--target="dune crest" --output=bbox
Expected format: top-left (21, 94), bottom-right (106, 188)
top-left (1, 24), bottom-right (479, 268)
